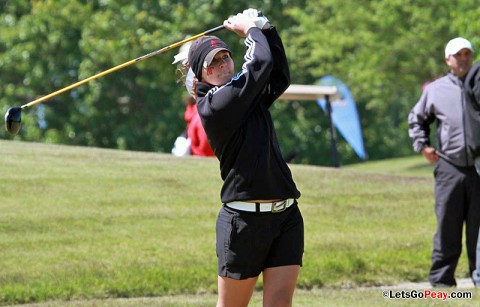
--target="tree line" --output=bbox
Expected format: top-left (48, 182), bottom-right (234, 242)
top-left (1, 0), bottom-right (479, 166)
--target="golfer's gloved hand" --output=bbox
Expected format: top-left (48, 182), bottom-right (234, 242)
top-left (242, 8), bottom-right (269, 29)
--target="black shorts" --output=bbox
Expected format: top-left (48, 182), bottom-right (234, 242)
top-left (216, 201), bottom-right (304, 280)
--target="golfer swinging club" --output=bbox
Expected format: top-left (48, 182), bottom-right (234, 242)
top-left (178, 8), bottom-right (303, 307)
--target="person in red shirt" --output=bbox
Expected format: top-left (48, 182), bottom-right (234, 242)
top-left (183, 96), bottom-right (215, 156)
top-left (174, 42), bottom-right (215, 157)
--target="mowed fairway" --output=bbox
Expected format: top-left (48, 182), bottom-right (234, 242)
top-left (1, 140), bottom-right (479, 306)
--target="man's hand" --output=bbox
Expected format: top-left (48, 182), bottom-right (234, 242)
top-left (421, 146), bottom-right (440, 163)
top-left (224, 13), bottom-right (256, 37)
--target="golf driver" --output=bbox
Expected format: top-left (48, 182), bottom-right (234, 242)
top-left (4, 24), bottom-right (225, 135)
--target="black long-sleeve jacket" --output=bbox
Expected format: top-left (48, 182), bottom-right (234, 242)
top-left (195, 26), bottom-right (301, 203)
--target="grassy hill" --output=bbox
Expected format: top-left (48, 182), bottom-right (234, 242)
top-left (343, 155), bottom-right (436, 177)
top-left (0, 140), bottom-right (476, 306)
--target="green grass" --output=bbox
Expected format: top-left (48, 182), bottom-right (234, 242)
top-left (12, 288), bottom-right (480, 306)
top-left (0, 140), bottom-right (478, 306)
top-left (343, 155), bottom-right (436, 177)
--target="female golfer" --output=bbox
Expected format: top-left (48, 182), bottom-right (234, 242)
top-left (185, 9), bottom-right (303, 307)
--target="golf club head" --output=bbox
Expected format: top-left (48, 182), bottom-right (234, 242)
top-left (5, 107), bottom-right (22, 135)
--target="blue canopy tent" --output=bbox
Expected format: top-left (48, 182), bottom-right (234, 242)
top-left (280, 78), bottom-right (367, 167)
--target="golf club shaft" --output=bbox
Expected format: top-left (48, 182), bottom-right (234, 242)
top-left (20, 25), bottom-right (225, 110)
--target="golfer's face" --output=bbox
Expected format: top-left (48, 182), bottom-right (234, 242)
top-left (203, 51), bottom-right (234, 85)
top-left (446, 48), bottom-right (473, 78)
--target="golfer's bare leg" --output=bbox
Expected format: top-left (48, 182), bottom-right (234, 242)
top-left (262, 265), bottom-right (300, 307)
top-left (217, 276), bottom-right (258, 307)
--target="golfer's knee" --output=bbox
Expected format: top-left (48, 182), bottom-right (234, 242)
top-left (264, 292), bottom-right (293, 307)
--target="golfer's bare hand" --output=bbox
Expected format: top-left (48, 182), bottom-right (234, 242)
top-left (224, 13), bottom-right (256, 37)
top-left (421, 146), bottom-right (440, 163)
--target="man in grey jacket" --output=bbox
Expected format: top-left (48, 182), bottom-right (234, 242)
top-left (408, 37), bottom-right (480, 287)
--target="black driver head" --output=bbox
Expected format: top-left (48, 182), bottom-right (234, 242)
top-left (5, 107), bottom-right (22, 135)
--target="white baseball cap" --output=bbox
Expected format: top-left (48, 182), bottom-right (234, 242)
top-left (445, 37), bottom-right (473, 58)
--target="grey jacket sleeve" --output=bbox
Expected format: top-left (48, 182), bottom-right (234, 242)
top-left (408, 89), bottom-right (436, 153)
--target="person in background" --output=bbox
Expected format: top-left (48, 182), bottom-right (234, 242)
top-left (181, 8), bottom-right (303, 306)
top-left (172, 52), bottom-right (215, 157)
top-left (183, 95), bottom-right (215, 157)
top-left (408, 37), bottom-right (480, 287)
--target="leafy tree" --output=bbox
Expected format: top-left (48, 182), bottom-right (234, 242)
top-left (284, 0), bottom-right (479, 165)
top-left (1, 0), bottom-right (478, 166)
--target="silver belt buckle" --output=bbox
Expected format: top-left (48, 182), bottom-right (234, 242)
top-left (271, 200), bottom-right (287, 213)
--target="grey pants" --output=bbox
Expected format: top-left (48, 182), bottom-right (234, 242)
top-left (429, 159), bottom-right (480, 286)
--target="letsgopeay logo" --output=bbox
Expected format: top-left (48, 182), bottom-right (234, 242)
top-left (383, 289), bottom-right (472, 301)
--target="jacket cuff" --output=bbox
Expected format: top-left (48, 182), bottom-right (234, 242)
top-left (414, 141), bottom-right (428, 153)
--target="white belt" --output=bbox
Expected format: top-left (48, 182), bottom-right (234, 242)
top-left (225, 198), bottom-right (296, 213)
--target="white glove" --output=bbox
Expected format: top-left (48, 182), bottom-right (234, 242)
top-left (242, 8), bottom-right (269, 29)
